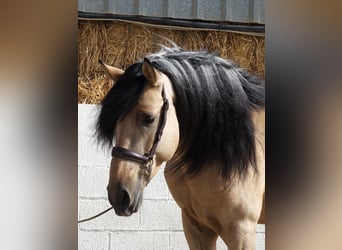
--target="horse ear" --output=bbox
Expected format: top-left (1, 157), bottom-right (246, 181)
top-left (99, 60), bottom-right (124, 82)
top-left (142, 58), bottom-right (160, 87)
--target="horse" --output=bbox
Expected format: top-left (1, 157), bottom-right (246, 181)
top-left (96, 45), bottom-right (265, 250)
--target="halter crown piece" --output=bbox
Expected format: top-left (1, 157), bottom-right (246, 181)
top-left (111, 87), bottom-right (169, 184)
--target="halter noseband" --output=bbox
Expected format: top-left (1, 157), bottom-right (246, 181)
top-left (111, 87), bottom-right (169, 183)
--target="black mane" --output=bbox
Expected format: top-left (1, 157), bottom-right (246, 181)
top-left (97, 46), bottom-right (265, 180)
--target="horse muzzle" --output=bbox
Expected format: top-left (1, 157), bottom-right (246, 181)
top-left (107, 183), bottom-right (143, 217)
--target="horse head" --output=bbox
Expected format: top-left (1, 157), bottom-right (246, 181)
top-left (98, 59), bottom-right (179, 216)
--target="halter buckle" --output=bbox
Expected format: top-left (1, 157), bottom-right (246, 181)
top-left (144, 158), bottom-right (153, 175)
top-left (144, 158), bottom-right (153, 185)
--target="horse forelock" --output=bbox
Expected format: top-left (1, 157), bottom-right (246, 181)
top-left (96, 63), bottom-right (146, 147)
top-left (147, 46), bottom-right (265, 180)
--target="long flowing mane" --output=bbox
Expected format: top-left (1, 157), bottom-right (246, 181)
top-left (97, 46), bottom-right (265, 180)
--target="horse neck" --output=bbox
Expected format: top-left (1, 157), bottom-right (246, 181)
top-left (252, 108), bottom-right (265, 145)
top-left (161, 73), bottom-right (176, 103)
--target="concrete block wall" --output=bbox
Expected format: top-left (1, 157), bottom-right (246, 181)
top-left (78, 104), bottom-right (265, 250)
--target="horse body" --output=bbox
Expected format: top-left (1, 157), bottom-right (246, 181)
top-left (96, 46), bottom-right (265, 249)
top-left (165, 109), bottom-right (264, 249)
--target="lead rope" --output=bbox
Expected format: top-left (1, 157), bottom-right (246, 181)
top-left (78, 207), bottom-right (114, 224)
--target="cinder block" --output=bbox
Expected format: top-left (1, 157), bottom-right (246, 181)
top-left (110, 232), bottom-right (169, 250)
top-left (144, 167), bottom-right (169, 200)
top-left (78, 104), bottom-right (99, 136)
top-left (169, 232), bottom-right (264, 250)
top-left (256, 233), bottom-right (265, 250)
top-left (256, 224), bottom-right (265, 233)
top-left (78, 231), bottom-right (108, 250)
top-left (78, 166), bottom-right (109, 198)
top-left (78, 134), bottom-right (96, 166)
top-left (139, 200), bottom-right (183, 231)
top-left (169, 232), bottom-right (188, 250)
top-left (79, 199), bottom-right (139, 231)
top-left (169, 232), bottom-right (227, 250)
top-left (78, 104), bottom-right (111, 167)
top-left (78, 134), bottom-right (111, 167)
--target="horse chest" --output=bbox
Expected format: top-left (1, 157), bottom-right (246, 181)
top-left (164, 166), bottom-right (230, 226)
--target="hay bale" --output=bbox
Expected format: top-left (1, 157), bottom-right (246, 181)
top-left (78, 20), bottom-right (265, 104)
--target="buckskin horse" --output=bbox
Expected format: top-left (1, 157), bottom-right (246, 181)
top-left (96, 45), bottom-right (265, 250)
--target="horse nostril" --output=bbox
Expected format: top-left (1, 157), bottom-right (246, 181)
top-left (118, 188), bottom-right (130, 210)
top-left (107, 185), bottom-right (131, 212)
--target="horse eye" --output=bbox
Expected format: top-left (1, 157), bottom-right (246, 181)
top-left (143, 115), bottom-right (156, 126)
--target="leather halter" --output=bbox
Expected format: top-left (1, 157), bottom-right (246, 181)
top-left (111, 87), bottom-right (169, 183)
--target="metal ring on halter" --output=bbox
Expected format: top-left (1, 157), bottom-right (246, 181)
top-left (144, 158), bottom-right (153, 174)
top-left (144, 158), bottom-right (154, 184)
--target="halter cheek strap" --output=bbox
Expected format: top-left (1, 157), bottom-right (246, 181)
top-left (111, 87), bottom-right (169, 183)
